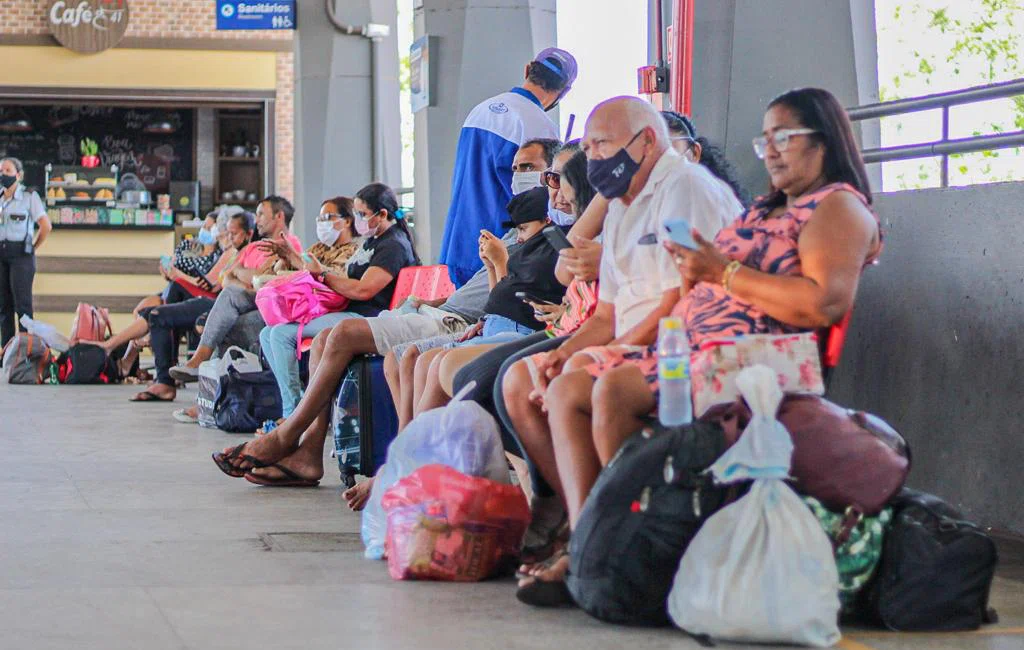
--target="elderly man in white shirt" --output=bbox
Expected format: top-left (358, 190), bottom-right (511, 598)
top-left (505, 96), bottom-right (741, 606)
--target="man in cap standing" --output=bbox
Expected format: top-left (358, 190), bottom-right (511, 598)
top-left (439, 47), bottom-right (577, 287)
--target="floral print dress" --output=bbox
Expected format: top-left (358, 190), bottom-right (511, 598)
top-left (579, 182), bottom-right (881, 394)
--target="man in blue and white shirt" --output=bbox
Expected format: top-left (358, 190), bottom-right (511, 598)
top-left (439, 47), bottom-right (577, 287)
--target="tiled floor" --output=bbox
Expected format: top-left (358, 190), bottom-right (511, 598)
top-left (1, 383), bottom-right (1020, 650)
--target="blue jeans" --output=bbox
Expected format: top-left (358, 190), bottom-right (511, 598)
top-left (260, 311), bottom-right (362, 417)
top-left (450, 314), bottom-right (536, 348)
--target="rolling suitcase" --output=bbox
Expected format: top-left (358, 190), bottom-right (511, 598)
top-left (332, 355), bottom-right (399, 488)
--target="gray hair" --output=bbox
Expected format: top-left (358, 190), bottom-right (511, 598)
top-left (208, 203), bottom-right (246, 230)
top-left (0, 157), bottom-right (24, 174)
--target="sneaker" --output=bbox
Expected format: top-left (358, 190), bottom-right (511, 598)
top-left (172, 408), bottom-right (199, 424)
top-left (169, 364), bottom-right (200, 383)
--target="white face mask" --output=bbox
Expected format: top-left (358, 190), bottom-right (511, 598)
top-left (316, 220), bottom-right (342, 246)
top-left (547, 198), bottom-right (576, 227)
top-left (511, 170), bottom-right (543, 195)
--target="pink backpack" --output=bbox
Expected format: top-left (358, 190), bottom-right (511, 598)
top-left (69, 302), bottom-right (113, 342)
top-left (255, 271), bottom-right (349, 357)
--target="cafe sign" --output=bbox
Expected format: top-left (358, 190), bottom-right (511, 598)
top-left (48, 0), bottom-right (130, 54)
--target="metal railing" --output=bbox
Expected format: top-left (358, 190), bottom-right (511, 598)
top-left (848, 77), bottom-right (1024, 187)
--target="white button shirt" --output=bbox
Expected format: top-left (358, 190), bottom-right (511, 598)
top-left (598, 148), bottom-right (743, 335)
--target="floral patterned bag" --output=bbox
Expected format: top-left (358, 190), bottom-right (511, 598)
top-left (689, 331), bottom-right (824, 417)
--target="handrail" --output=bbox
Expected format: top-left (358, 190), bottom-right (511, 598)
top-left (848, 78), bottom-right (1024, 121)
top-left (846, 77), bottom-right (1024, 187)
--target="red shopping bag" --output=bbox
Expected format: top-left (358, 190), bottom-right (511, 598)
top-left (381, 464), bottom-right (530, 582)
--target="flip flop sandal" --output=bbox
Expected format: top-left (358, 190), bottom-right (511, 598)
top-left (243, 463), bottom-right (320, 488)
top-left (211, 443), bottom-right (271, 478)
top-left (515, 545), bottom-right (569, 581)
top-left (130, 390), bottom-right (174, 403)
top-left (520, 516), bottom-right (570, 567)
top-left (516, 564), bottom-right (575, 608)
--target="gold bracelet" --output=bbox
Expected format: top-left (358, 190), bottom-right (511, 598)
top-left (722, 260), bottom-right (742, 293)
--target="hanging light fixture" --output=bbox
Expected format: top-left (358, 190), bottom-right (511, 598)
top-left (143, 111), bottom-right (177, 134)
top-left (0, 108), bottom-right (33, 133)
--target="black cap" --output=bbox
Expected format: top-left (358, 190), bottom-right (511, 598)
top-left (502, 186), bottom-right (550, 229)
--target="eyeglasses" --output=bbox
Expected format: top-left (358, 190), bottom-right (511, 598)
top-left (542, 170), bottom-right (561, 190)
top-left (752, 128), bottom-right (817, 159)
top-left (317, 213), bottom-right (344, 222)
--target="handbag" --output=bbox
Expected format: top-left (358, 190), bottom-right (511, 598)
top-left (255, 270), bottom-right (349, 357)
top-left (69, 302), bottom-right (113, 342)
top-left (689, 331), bottom-right (824, 417)
top-left (701, 393), bottom-right (911, 516)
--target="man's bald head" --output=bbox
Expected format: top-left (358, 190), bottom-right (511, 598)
top-left (583, 96), bottom-right (670, 158)
top-left (582, 96), bottom-right (671, 203)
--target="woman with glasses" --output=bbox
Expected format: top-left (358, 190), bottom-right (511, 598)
top-left (515, 87), bottom-right (883, 607)
top-left (0, 157), bottom-right (51, 350)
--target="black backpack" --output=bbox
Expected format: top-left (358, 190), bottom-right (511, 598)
top-left (214, 368), bottom-right (283, 433)
top-left (860, 488), bottom-right (998, 631)
top-left (566, 421), bottom-right (733, 626)
top-left (57, 344), bottom-right (119, 384)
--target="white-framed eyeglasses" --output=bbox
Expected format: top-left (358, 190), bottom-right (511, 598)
top-left (752, 128), bottom-right (817, 159)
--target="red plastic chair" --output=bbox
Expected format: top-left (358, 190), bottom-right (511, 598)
top-left (298, 265), bottom-right (456, 353)
top-left (388, 265), bottom-right (457, 309)
top-left (820, 309), bottom-right (853, 389)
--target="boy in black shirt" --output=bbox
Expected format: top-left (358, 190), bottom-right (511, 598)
top-left (472, 185), bottom-right (566, 340)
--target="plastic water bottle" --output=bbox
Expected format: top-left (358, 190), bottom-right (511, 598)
top-left (657, 317), bottom-right (692, 426)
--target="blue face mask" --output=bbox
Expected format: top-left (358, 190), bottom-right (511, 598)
top-left (548, 201), bottom-right (576, 227)
top-left (197, 228), bottom-right (216, 246)
top-left (586, 129), bottom-right (646, 200)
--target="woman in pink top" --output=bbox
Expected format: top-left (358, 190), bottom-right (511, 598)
top-left (517, 87), bottom-right (883, 607)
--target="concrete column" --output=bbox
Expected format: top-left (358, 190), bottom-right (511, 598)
top-left (412, 0), bottom-right (557, 263)
top-left (688, 0), bottom-right (879, 196)
top-left (293, 0), bottom-right (401, 244)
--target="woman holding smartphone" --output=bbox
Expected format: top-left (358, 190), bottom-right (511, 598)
top-left (0, 157), bottom-right (51, 350)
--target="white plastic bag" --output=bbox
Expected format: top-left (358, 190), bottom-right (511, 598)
top-left (20, 315), bottom-right (70, 353)
top-left (361, 382), bottom-right (510, 560)
top-left (667, 365), bottom-right (841, 647)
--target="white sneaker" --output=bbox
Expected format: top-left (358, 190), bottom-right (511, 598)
top-left (169, 365), bottom-right (200, 383)
top-left (172, 408), bottom-right (198, 424)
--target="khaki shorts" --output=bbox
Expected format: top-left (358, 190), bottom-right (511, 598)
top-left (366, 304), bottom-right (470, 355)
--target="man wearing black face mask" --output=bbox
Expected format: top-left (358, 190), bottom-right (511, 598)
top-left (0, 156), bottom-right (51, 351)
top-left (526, 96), bottom-right (742, 389)
top-left (439, 48), bottom-right (578, 288)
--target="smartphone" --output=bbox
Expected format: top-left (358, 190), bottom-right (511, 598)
top-left (160, 255), bottom-right (172, 270)
top-left (515, 291), bottom-right (556, 306)
top-left (664, 219), bottom-right (698, 250)
top-left (542, 225), bottom-right (573, 252)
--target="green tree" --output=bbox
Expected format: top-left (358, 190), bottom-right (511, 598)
top-left (876, 0), bottom-right (1024, 189)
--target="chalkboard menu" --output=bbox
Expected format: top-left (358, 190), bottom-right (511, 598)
top-left (0, 105), bottom-right (194, 194)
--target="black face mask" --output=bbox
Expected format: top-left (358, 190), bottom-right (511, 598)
top-left (0, 174), bottom-right (17, 190)
top-left (586, 130), bottom-right (647, 200)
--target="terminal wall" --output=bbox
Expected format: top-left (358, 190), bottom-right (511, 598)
top-left (830, 182), bottom-right (1024, 535)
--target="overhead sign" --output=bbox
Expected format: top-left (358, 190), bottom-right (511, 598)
top-left (216, 1), bottom-right (296, 30)
top-left (47, 0), bottom-right (130, 54)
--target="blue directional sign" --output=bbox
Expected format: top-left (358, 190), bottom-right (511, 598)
top-left (216, 1), bottom-right (296, 30)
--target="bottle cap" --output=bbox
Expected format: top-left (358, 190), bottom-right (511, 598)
top-left (660, 316), bottom-right (683, 330)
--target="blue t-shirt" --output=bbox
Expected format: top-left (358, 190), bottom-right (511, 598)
top-left (438, 87), bottom-right (559, 287)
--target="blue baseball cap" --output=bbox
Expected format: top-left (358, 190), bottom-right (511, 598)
top-left (534, 47), bottom-right (578, 89)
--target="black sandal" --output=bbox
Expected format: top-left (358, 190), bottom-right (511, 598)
top-left (211, 443), bottom-right (271, 478)
top-left (515, 551), bottom-right (575, 608)
top-left (516, 577), bottom-right (575, 608)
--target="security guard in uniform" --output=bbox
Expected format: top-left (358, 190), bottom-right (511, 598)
top-left (0, 157), bottom-right (51, 350)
